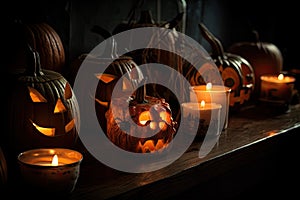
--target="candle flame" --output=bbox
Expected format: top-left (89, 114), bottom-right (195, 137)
top-left (278, 74), bottom-right (284, 80)
top-left (206, 82), bottom-right (212, 90)
top-left (51, 154), bottom-right (58, 166)
top-left (200, 100), bottom-right (205, 108)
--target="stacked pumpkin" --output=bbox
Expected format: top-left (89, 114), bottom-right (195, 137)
top-left (7, 20), bottom-right (66, 74)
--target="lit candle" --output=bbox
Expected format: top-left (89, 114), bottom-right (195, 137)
top-left (181, 101), bottom-right (222, 141)
top-left (18, 148), bottom-right (83, 194)
top-left (260, 73), bottom-right (295, 106)
top-left (189, 83), bottom-right (231, 130)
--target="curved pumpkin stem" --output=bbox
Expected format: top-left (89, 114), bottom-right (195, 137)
top-left (91, 25), bottom-right (118, 59)
top-left (161, 12), bottom-right (184, 29)
top-left (199, 23), bottom-right (225, 58)
top-left (25, 44), bottom-right (44, 77)
top-left (252, 30), bottom-right (263, 48)
top-left (134, 78), bottom-right (148, 104)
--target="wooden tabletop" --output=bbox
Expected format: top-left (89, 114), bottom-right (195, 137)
top-left (3, 102), bottom-right (300, 199)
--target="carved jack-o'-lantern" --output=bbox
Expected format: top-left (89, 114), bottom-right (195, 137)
top-left (6, 45), bottom-right (79, 157)
top-left (105, 84), bottom-right (177, 153)
top-left (199, 23), bottom-right (255, 111)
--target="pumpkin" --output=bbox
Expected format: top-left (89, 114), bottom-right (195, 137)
top-left (6, 45), bottom-right (79, 159)
top-left (120, 11), bottom-right (185, 122)
top-left (70, 26), bottom-right (144, 133)
top-left (227, 30), bottom-right (283, 100)
top-left (8, 21), bottom-right (65, 74)
top-left (106, 82), bottom-right (177, 153)
top-left (199, 23), bottom-right (255, 111)
top-left (0, 146), bottom-right (8, 187)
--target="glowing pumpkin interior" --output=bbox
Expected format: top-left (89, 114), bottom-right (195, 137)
top-left (28, 83), bottom-right (75, 137)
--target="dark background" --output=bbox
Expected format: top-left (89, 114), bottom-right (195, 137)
top-left (3, 0), bottom-right (299, 77)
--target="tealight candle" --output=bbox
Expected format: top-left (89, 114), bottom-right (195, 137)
top-left (189, 83), bottom-right (231, 129)
top-left (17, 148), bottom-right (83, 194)
top-left (181, 101), bottom-right (222, 140)
top-left (260, 73), bottom-right (295, 106)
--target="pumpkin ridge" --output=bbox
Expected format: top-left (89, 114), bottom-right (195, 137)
top-left (41, 23), bottom-right (65, 72)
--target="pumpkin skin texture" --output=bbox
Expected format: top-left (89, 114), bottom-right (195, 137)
top-left (106, 85), bottom-right (177, 153)
top-left (199, 23), bottom-right (255, 111)
top-left (6, 46), bottom-right (79, 159)
top-left (8, 21), bottom-right (65, 74)
top-left (71, 26), bottom-right (144, 134)
top-left (0, 146), bottom-right (8, 187)
top-left (227, 31), bottom-right (283, 100)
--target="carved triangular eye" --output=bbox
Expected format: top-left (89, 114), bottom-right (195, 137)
top-left (54, 98), bottom-right (67, 113)
top-left (64, 82), bottom-right (72, 100)
top-left (95, 73), bottom-right (117, 84)
top-left (28, 87), bottom-right (47, 102)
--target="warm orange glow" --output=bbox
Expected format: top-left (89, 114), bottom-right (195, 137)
top-left (267, 131), bottom-right (277, 137)
top-left (139, 111), bottom-right (151, 125)
top-left (95, 98), bottom-right (109, 107)
top-left (54, 98), bottom-right (67, 113)
top-left (95, 73), bottom-right (116, 84)
top-left (159, 122), bottom-right (167, 131)
top-left (32, 121), bottom-right (55, 137)
top-left (278, 74), bottom-right (284, 80)
top-left (51, 154), bottom-right (58, 166)
top-left (122, 77), bottom-right (133, 91)
top-left (149, 122), bottom-right (157, 130)
top-left (156, 139), bottom-right (165, 150)
top-left (159, 111), bottom-right (171, 124)
top-left (206, 82), bottom-right (212, 90)
top-left (200, 100), bottom-right (205, 108)
top-left (65, 119), bottom-right (75, 132)
top-left (137, 139), bottom-right (168, 153)
top-left (28, 87), bottom-right (47, 103)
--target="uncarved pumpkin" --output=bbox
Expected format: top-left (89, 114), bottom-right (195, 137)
top-left (227, 30), bottom-right (283, 100)
top-left (8, 21), bottom-right (65, 74)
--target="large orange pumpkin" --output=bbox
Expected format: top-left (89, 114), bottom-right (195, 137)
top-left (227, 30), bottom-right (283, 100)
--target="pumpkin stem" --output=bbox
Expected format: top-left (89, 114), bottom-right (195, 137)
top-left (134, 78), bottom-right (148, 104)
top-left (161, 12), bottom-right (184, 29)
top-left (199, 23), bottom-right (225, 58)
top-left (91, 25), bottom-right (118, 59)
top-left (251, 30), bottom-right (263, 48)
top-left (25, 44), bottom-right (44, 77)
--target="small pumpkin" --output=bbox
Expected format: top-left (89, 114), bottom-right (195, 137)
top-left (6, 45), bottom-right (79, 158)
top-left (106, 82), bottom-right (177, 153)
top-left (227, 30), bottom-right (283, 100)
top-left (199, 23), bottom-right (255, 111)
top-left (8, 20), bottom-right (65, 74)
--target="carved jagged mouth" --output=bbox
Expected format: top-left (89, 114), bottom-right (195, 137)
top-left (137, 139), bottom-right (169, 153)
top-left (31, 119), bottom-right (75, 137)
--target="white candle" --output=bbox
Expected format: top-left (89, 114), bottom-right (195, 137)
top-left (189, 83), bottom-right (231, 129)
top-left (260, 73), bottom-right (295, 105)
top-left (181, 101), bottom-right (222, 140)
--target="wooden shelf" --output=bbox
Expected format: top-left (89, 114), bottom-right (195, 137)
top-left (3, 103), bottom-right (300, 199)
